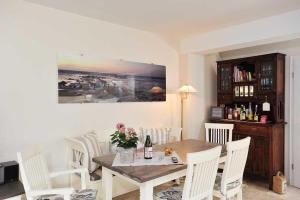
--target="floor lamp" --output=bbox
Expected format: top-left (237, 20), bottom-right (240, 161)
top-left (178, 84), bottom-right (197, 140)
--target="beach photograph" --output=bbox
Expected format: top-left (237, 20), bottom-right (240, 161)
top-left (57, 53), bottom-right (166, 103)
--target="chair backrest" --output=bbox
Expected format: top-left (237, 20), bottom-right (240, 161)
top-left (17, 148), bottom-right (52, 195)
top-left (221, 137), bottom-right (251, 193)
top-left (139, 127), bottom-right (182, 145)
top-left (182, 146), bottom-right (222, 200)
top-left (65, 132), bottom-right (107, 174)
top-left (168, 127), bottom-right (182, 142)
top-left (64, 137), bottom-right (89, 172)
top-left (205, 123), bottom-right (234, 144)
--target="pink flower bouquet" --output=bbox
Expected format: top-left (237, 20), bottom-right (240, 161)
top-left (111, 123), bottom-right (139, 148)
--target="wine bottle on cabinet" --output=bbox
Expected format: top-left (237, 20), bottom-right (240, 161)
top-left (248, 102), bottom-right (253, 121)
top-left (240, 105), bottom-right (245, 121)
top-left (254, 104), bottom-right (259, 122)
top-left (144, 135), bottom-right (153, 159)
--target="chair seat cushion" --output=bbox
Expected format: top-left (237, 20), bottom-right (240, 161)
top-left (37, 189), bottom-right (97, 200)
top-left (154, 187), bottom-right (182, 200)
top-left (71, 189), bottom-right (98, 200)
top-left (214, 173), bottom-right (241, 191)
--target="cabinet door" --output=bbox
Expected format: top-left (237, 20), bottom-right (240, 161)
top-left (233, 133), bottom-right (269, 178)
top-left (258, 60), bottom-right (276, 93)
top-left (252, 136), bottom-right (269, 177)
top-left (218, 64), bottom-right (233, 94)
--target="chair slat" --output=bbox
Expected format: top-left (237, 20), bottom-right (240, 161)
top-left (205, 123), bottom-right (234, 145)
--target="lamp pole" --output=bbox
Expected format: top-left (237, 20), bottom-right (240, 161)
top-left (180, 92), bottom-right (187, 140)
top-left (178, 85), bottom-right (197, 141)
top-left (181, 96), bottom-right (184, 140)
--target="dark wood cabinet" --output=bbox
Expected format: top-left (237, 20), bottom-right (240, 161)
top-left (215, 53), bottom-right (285, 189)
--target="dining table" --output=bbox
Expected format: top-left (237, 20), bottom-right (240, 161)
top-left (93, 139), bottom-right (227, 200)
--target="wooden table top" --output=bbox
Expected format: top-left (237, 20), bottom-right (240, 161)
top-left (93, 139), bottom-right (226, 183)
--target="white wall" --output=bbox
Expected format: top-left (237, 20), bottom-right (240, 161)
top-left (219, 38), bottom-right (300, 183)
top-left (0, 0), bottom-right (180, 170)
top-left (180, 54), bottom-right (218, 140)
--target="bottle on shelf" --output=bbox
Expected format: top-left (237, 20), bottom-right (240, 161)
top-left (240, 105), bottom-right (246, 121)
top-left (254, 104), bottom-right (259, 122)
top-left (248, 102), bottom-right (253, 121)
top-left (144, 135), bottom-right (153, 159)
top-left (228, 108), bottom-right (233, 120)
top-left (233, 104), bottom-right (239, 120)
top-left (224, 106), bottom-right (228, 119)
top-left (262, 96), bottom-right (271, 112)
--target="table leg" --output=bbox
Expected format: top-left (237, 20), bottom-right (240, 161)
top-left (140, 181), bottom-right (153, 200)
top-left (102, 167), bottom-right (113, 200)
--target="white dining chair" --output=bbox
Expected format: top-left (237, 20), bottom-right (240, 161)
top-left (205, 123), bottom-right (234, 145)
top-left (64, 137), bottom-right (102, 197)
top-left (139, 127), bottom-right (182, 145)
top-left (213, 137), bottom-right (251, 200)
top-left (154, 146), bottom-right (222, 200)
top-left (17, 147), bottom-right (94, 200)
top-left (65, 133), bottom-right (137, 199)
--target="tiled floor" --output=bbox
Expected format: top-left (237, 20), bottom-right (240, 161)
top-left (113, 179), bottom-right (300, 200)
top-left (243, 180), bottom-right (300, 200)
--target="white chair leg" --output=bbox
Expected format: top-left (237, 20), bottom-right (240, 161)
top-left (237, 189), bottom-right (243, 200)
top-left (96, 183), bottom-right (102, 200)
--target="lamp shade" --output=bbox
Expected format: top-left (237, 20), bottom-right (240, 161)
top-left (178, 85), bottom-right (197, 93)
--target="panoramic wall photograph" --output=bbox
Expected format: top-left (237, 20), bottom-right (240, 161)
top-left (57, 53), bottom-right (166, 103)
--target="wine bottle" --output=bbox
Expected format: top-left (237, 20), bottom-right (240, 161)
top-left (254, 104), bottom-right (259, 122)
top-left (248, 102), bottom-right (253, 121)
top-left (144, 135), bottom-right (153, 159)
top-left (224, 106), bottom-right (228, 119)
top-left (233, 104), bottom-right (238, 120)
top-left (228, 108), bottom-right (233, 120)
top-left (240, 105), bottom-right (245, 121)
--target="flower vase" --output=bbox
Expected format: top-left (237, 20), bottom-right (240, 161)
top-left (118, 147), bottom-right (136, 163)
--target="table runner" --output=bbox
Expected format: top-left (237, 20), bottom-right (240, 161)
top-left (112, 151), bottom-right (183, 167)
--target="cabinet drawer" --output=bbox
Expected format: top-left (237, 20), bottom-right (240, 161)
top-left (235, 124), bottom-right (269, 136)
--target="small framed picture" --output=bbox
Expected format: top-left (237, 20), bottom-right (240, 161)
top-left (239, 86), bottom-right (244, 97)
top-left (210, 107), bottom-right (224, 120)
top-left (235, 86), bottom-right (239, 97)
top-left (249, 85), bottom-right (254, 96)
top-left (244, 86), bottom-right (249, 97)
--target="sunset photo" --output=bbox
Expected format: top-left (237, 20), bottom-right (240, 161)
top-left (57, 53), bottom-right (166, 103)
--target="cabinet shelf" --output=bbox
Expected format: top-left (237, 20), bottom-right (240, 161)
top-left (232, 96), bottom-right (256, 102)
top-left (233, 80), bottom-right (256, 85)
